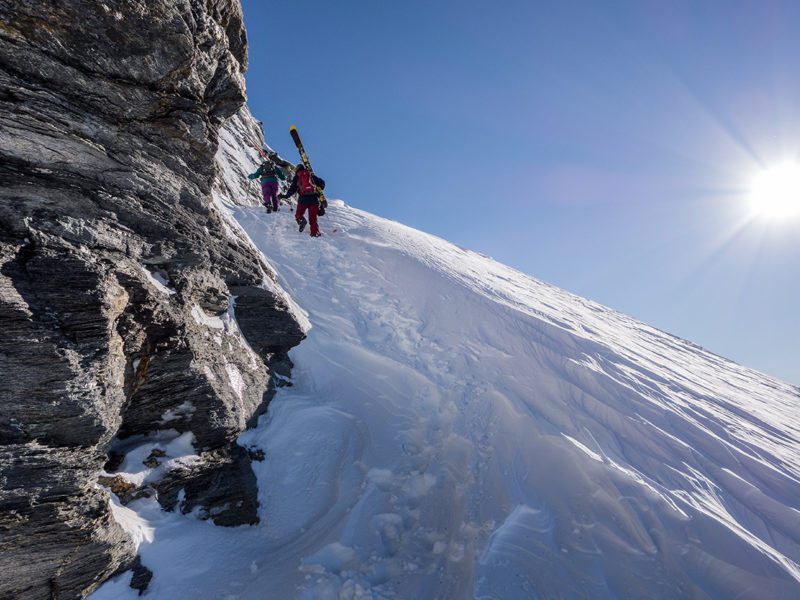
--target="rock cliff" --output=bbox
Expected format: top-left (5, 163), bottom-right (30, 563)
top-left (0, 1), bottom-right (305, 598)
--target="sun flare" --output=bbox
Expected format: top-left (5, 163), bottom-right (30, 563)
top-left (749, 163), bottom-right (800, 219)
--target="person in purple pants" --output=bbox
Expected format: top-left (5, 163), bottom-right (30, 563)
top-left (248, 158), bottom-right (286, 213)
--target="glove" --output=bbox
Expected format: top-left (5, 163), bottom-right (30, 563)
top-left (277, 192), bottom-right (287, 200)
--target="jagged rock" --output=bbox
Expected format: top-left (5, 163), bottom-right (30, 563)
top-left (128, 556), bottom-right (154, 596)
top-left (0, 444), bottom-right (136, 600)
top-left (0, 1), bottom-right (306, 598)
top-left (153, 446), bottom-right (260, 527)
top-left (141, 448), bottom-right (166, 469)
top-left (214, 106), bottom-right (296, 209)
top-left (97, 475), bottom-right (138, 503)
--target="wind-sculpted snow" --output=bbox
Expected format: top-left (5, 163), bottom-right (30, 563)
top-left (95, 200), bottom-right (800, 599)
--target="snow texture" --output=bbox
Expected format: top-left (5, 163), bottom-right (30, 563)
top-left (107, 430), bottom-right (200, 488)
top-left (190, 297), bottom-right (263, 373)
top-left (139, 265), bottom-right (176, 296)
top-left (107, 495), bottom-right (154, 553)
top-left (210, 109), bottom-right (311, 335)
top-left (92, 198), bottom-right (800, 599)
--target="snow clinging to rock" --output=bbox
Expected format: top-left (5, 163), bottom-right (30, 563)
top-left (94, 155), bottom-right (800, 597)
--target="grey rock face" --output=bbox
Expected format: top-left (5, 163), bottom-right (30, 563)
top-left (153, 444), bottom-right (260, 527)
top-left (0, 1), bottom-right (306, 598)
top-left (0, 444), bottom-right (134, 600)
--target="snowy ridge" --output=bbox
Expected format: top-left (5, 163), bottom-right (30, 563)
top-left (348, 211), bottom-right (799, 473)
top-left (94, 192), bottom-right (799, 599)
top-left (231, 201), bottom-right (800, 599)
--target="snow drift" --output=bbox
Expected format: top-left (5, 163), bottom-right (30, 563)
top-left (94, 181), bottom-right (800, 598)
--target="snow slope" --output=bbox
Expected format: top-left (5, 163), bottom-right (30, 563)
top-left (93, 197), bottom-right (800, 599)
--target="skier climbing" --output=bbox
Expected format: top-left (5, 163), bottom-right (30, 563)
top-left (248, 156), bottom-right (286, 213)
top-left (280, 164), bottom-right (326, 237)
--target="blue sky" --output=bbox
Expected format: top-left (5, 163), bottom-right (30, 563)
top-left (240, 0), bottom-right (799, 385)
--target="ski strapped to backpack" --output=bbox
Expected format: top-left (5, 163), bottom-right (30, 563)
top-left (254, 145), bottom-right (281, 177)
top-left (289, 125), bottom-right (328, 213)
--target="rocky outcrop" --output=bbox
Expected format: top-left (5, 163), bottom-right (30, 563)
top-left (0, 1), bottom-right (305, 598)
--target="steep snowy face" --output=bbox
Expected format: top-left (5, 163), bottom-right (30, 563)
top-left (0, 2), bottom-right (305, 598)
top-left (94, 192), bottom-right (799, 598)
top-left (229, 204), bottom-right (800, 599)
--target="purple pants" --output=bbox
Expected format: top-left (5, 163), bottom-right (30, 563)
top-left (261, 180), bottom-right (279, 211)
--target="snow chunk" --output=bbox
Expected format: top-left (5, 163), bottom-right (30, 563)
top-left (107, 493), bottom-right (153, 551)
top-left (366, 468), bottom-right (395, 491)
top-left (160, 401), bottom-right (195, 424)
top-left (402, 472), bottom-right (436, 499)
top-left (225, 363), bottom-right (245, 400)
top-left (88, 571), bottom-right (136, 600)
top-left (110, 431), bottom-right (200, 487)
top-left (191, 304), bottom-right (224, 329)
top-left (139, 265), bottom-right (176, 296)
top-left (301, 543), bottom-right (358, 575)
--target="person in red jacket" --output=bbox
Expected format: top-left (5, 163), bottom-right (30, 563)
top-left (280, 164), bottom-right (326, 237)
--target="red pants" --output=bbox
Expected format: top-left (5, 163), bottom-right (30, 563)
top-left (295, 202), bottom-right (320, 236)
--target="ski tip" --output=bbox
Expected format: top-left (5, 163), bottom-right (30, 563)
top-left (289, 125), bottom-right (298, 132)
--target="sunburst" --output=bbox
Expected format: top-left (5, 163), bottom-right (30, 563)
top-left (749, 163), bottom-right (800, 219)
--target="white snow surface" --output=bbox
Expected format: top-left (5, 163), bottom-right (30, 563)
top-left (139, 265), bottom-right (176, 296)
top-left (107, 430), bottom-right (201, 488)
top-left (209, 109), bottom-right (311, 335)
top-left (94, 201), bottom-right (800, 599)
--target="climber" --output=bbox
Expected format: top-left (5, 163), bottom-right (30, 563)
top-left (248, 156), bottom-right (286, 213)
top-left (279, 164), bottom-right (326, 237)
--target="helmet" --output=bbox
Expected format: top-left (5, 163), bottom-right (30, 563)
top-left (296, 163), bottom-right (306, 171)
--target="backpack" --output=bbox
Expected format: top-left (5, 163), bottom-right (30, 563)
top-left (297, 168), bottom-right (317, 195)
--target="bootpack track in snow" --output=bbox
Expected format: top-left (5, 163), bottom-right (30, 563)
top-left (93, 199), bottom-right (800, 599)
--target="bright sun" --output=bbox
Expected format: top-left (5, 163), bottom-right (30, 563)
top-left (749, 163), bottom-right (800, 219)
